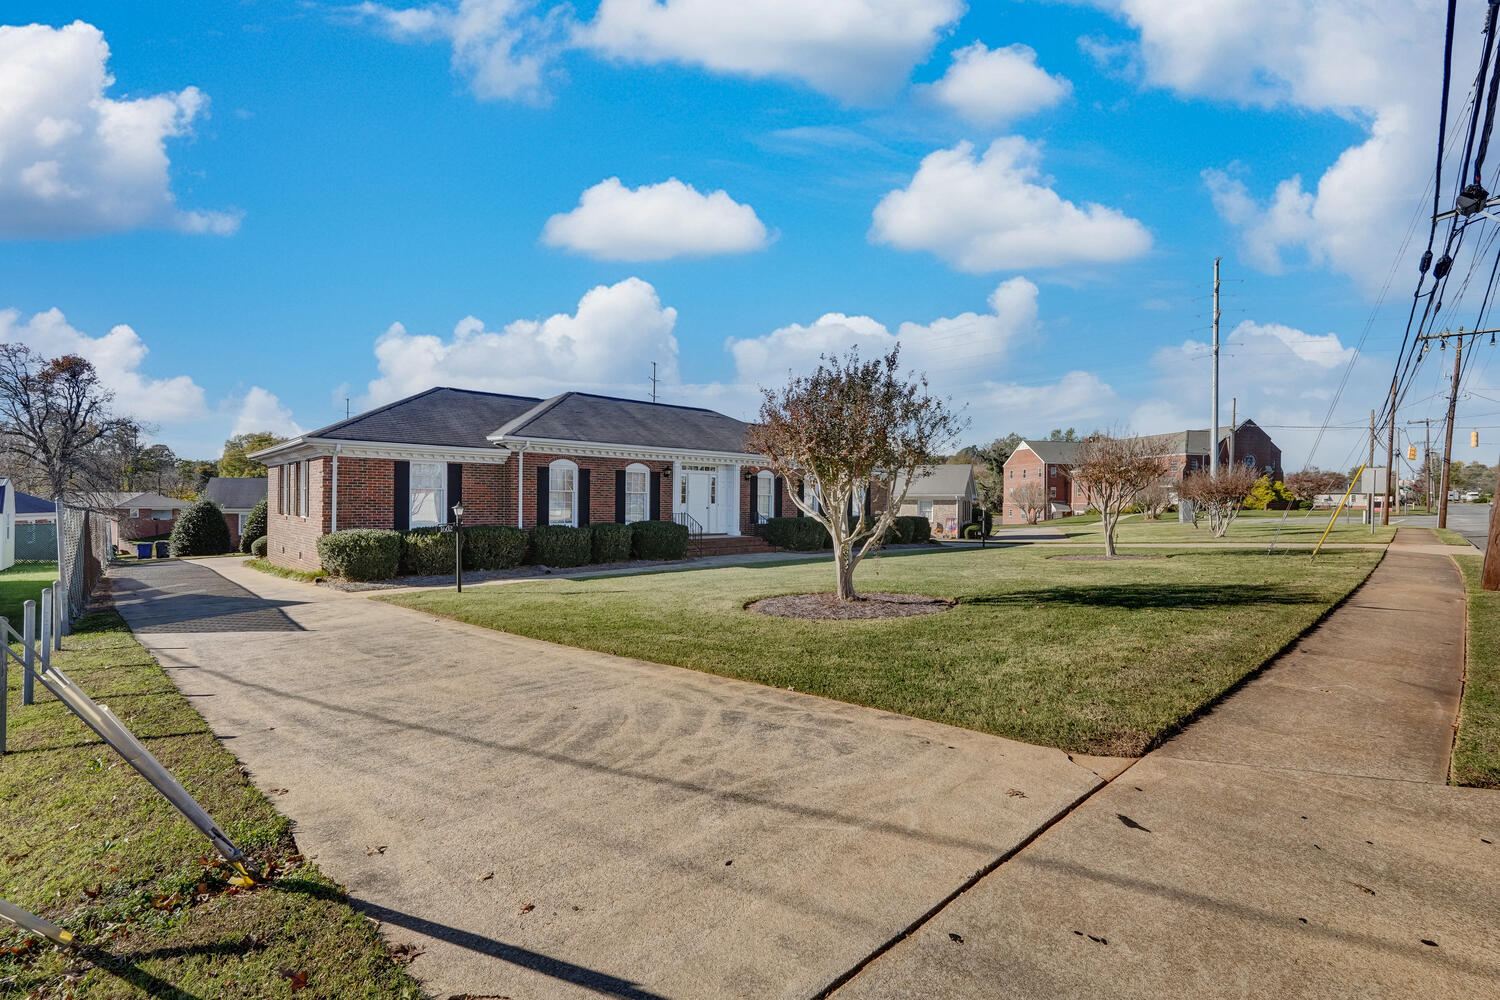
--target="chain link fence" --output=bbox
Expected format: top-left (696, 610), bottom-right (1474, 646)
top-left (55, 504), bottom-right (110, 627)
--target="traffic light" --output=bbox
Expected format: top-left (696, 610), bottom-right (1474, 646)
top-left (1408, 445), bottom-right (1417, 460)
top-left (1472, 429), bottom-right (1480, 447)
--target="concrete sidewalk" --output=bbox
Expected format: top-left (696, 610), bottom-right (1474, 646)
top-left (107, 557), bottom-right (1105, 1000)
top-left (834, 530), bottom-right (1500, 998)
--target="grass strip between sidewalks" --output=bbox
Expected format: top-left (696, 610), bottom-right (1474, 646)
top-left (1452, 556), bottom-right (1500, 788)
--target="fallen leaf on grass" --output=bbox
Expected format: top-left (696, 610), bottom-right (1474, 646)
top-left (1006, 789), bottom-right (1027, 798)
top-left (366, 845), bottom-right (387, 856)
top-left (1349, 882), bottom-right (1376, 895)
top-left (389, 942), bottom-right (426, 965)
top-left (280, 969), bottom-right (309, 991)
top-left (518, 903), bottom-right (534, 915)
top-left (477, 871), bottom-right (494, 882)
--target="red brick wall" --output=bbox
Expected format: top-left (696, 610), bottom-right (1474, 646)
top-left (221, 511), bottom-right (242, 549)
top-left (110, 509), bottom-right (177, 552)
top-left (518, 453), bottom-right (673, 528)
top-left (266, 459), bottom-right (332, 571)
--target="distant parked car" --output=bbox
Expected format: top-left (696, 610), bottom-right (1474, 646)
top-left (1461, 490), bottom-right (1480, 502)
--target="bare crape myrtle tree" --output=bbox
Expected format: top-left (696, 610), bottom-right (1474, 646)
top-left (747, 347), bottom-right (966, 602)
top-left (1009, 480), bottom-right (1050, 524)
top-left (1178, 463), bottom-right (1258, 537)
top-left (1068, 433), bottom-right (1164, 557)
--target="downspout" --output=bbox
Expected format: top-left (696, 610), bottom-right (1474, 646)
top-left (516, 441), bottom-right (528, 529)
top-left (331, 445), bottom-right (341, 532)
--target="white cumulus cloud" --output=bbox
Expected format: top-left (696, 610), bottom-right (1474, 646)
top-left (926, 42), bottom-right (1071, 125)
top-left (1089, 0), bottom-right (1456, 294)
top-left (541, 177), bottom-right (770, 261)
top-left (363, 277), bottom-right (680, 404)
top-left (230, 386), bottom-right (303, 437)
top-left (0, 21), bottom-right (238, 239)
top-left (0, 307), bottom-right (208, 423)
top-left (582, 0), bottom-right (966, 102)
top-left (870, 137), bottom-right (1153, 272)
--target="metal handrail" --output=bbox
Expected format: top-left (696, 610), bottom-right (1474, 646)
top-left (674, 510), bottom-right (704, 535)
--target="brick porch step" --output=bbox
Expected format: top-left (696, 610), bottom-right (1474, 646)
top-left (690, 534), bottom-right (779, 557)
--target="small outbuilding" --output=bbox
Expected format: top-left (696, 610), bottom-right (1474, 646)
top-left (893, 464), bottom-right (977, 537)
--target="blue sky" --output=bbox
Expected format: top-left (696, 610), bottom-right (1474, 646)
top-left (2, 0), bottom-right (1497, 476)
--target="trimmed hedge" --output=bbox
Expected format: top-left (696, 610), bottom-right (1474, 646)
top-left (316, 529), bottom-right (401, 581)
top-left (906, 516), bottom-right (932, 544)
top-left (239, 498), bottom-right (268, 554)
top-left (463, 525), bottom-right (527, 571)
top-left (529, 525), bottom-right (592, 567)
top-left (169, 499), bottom-right (234, 556)
top-left (962, 523), bottom-right (983, 539)
top-left (401, 528), bottom-right (455, 576)
top-left (250, 535), bottom-right (268, 558)
top-left (589, 523), bottom-right (634, 564)
top-left (631, 520), bottom-right (689, 560)
top-left (761, 516), bottom-right (829, 551)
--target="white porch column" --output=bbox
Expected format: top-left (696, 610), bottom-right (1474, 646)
top-left (725, 464), bottom-right (741, 536)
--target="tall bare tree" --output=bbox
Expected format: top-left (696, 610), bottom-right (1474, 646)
top-left (1009, 480), bottom-right (1050, 524)
top-left (1068, 434), bottom-right (1163, 557)
top-left (1137, 482), bottom-right (1173, 520)
top-left (1283, 467), bottom-right (1347, 509)
top-left (747, 347), bottom-right (966, 601)
top-left (0, 346), bottom-right (138, 503)
top-left (1178, 464), bottom-right (1258, 537)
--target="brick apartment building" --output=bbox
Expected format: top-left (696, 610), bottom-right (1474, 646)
top-left (251, 387), bottom-right (819, 572)
top-left (1000, 420), bottom-right (1283, 524)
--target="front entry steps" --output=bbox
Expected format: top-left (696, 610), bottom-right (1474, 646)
top-left (690, 534), bottom-right (778, 558)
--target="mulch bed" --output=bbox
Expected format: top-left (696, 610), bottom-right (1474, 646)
top-left (747, 591), bottom-right (954, 620)
top-left (1050, 554), bottom-right (1169, 561)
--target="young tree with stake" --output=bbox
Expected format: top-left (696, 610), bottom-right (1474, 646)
top-left (1067, 434), bottom-right (1163, 557)
top-left (747, 347), bottom-right (965, 602)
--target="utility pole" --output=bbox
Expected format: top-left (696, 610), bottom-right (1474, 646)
top-left (1210, 257), bottom-right (1221, 478)
top-left (650, 361), bottom-right (659, 404)
top-left (1368, 408), bottom-right (1376, 534)
top-left (1413, 326), bottom-right (1497, 527)
top-left (1408, 418), bottom-right (1439, 513)
top-left (1382, 377), bottom-right (1397, 525)
top-left (1484, 455), bottom-right (1500, 590)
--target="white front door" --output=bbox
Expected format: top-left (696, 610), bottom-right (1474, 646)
top-left (685, 471), bottom-right (720, 532)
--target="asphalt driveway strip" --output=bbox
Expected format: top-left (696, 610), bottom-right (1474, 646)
top-left (107, 557), bottom-right (1105, 1000)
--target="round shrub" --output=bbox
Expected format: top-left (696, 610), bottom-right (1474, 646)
top-left (169, 499), bottom-right (234, 556)
top-left (529, 525), bottom-right (592, 567)
top-left (962, 523), bottom-right (982, 539)
top-left (761, 516), bottom-right (829, 551)
top-left (239, 498), bottom-right (268, 553)
top-left (250, 535), bottom-right (268, 558)
top-left (463, 525), bottom-right (528, 571)
top-left (316, 529), bottom-right (401, 581)
top-left (630, 520), bottom-right (690, 560)
top-left (401, 528), bottom-right (455, 576)
top-left (589, 523), bottom-right (633, 564)
top-left (906, 516), bottom-right (932, 544)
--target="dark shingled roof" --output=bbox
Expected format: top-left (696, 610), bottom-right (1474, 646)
top-left (14, 490), bottom-right (54, 515)
top-left (493, 392), bottom-right (755, 454)
top-left (201, 477), bottom-right (266, 511)
top-left (306, 387), bottom-right (543, 449)
top-left (1017, 440), bottom-right (1082, 465)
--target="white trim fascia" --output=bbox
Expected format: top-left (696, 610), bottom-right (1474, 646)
top-left (256, 439), bottom-right (514, 466)
top-left (487, 434), bottom-right (764, 466)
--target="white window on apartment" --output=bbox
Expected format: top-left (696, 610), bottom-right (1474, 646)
top-left (756, 470), bottom-right (773, 520)
top-left (1049, 466), bottom-right (1056, 478)
top-left (1021, 468), bottom-right (1027, 479)
top-left (299, 460), bottom-right (310, 517)
top-left (625, 463), bottom-right (649, 523)
top-left (549, 459), bottom-right (577, 526)
top-left (409, 460), bottom-right (445, 528)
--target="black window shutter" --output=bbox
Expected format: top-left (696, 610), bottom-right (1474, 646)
top-left (649, 471), bottom-right (661, 520)
top-left (864, 487), bottom-right (872, 520)
top-left (446, 462), bottom-right (463, 522)
top-left (773, 476), bottom-right (783, 517)
top-left (578, 469), bottom-right (591, 526)
top-left (393, 461), bottom-right (410, 532)
top-left (615, 469), bottom-right (627, 523)
top-left (536, 466), bottom-right (549, 526)
top-left (796, 478), bottom-right (804, 517)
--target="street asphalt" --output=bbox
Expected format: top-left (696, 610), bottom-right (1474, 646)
top-left (1391, 501), bottom-right (1492, 550)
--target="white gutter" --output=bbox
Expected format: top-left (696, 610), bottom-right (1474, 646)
top-left (515, 441), bottom-right (528, 529)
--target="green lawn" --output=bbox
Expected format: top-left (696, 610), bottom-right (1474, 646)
top-left (1452, 557), bottom-right (1500, 788)
top-left (1435, 528), bottom-right (1474, 546)
top-left (0, 610), bottom-right (422, 999)
top-left (381, 545), bottom-right (1382, 757)
top-left (1048, 512), bottom-right (1395, 546)
top-left (0, 561), bottom-right (59, 625)
top-left (245, 557), bottom-right (324, 582)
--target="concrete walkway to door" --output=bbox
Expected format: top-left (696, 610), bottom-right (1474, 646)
top-left (833, 529), bottom-right (1500, 999)
top-left (106, 557), bottom-right (1106, 1000)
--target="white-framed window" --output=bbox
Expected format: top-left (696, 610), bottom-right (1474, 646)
top-left (299, 460), bottom-right (310, 517)
top-left (756, 470), bottom-right (773, 519)
top-left (1021, 468), bottom-right (1027, 479)
top-left (152, 510), bottom-right (172, 521)
top-left (679, 474), bottom-right (688, 506)
top-left (278, 466), bottom-right (288, 515)
top-left (1049, 487), bottom-right (1057, 499)
top-left (549, 459), bottom-right (577, 526)
top-left (1049, 466), bottom-right (1056, 478)
top-left (625, 463), bottom-right (649, 523)
top-left (128, 507), bottom-right (139, 519)
top-left (918, 499), bottom-right (933, 520)
top-left (1243, 454), bottom-right (1256, 468)
top-left (409, 460), bottom-right (445, 528)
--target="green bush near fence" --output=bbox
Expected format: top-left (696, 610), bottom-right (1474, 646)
top-left (588, 523), bottom-right (634, 564)
top-left (529, 525), bottom-right (592, 567)
top-left (630, 520), bottom-right (690, 560)
top-left (169, 499), bottom-right (233, 557)
top-left (462, 525), bottom-right (527, 571)
top-left (316, 529), bottom-right (401, 581)
top-left (761, 516), bottom-right (829, 551)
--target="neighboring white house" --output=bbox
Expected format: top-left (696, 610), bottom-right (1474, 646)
top-left (893, 464), bottom-right (978, 537)
top-left (0, 479), bottom-right (18, 569)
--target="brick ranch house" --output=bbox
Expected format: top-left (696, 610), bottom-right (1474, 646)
top-left (1000, 420), bottom-right (1283, 524)
top-left (87, 491), bottom-right (191, 553)
top-left (250, 387), bottom-right (832, 572)
top-left (200, 477), bottom-right (267, 548)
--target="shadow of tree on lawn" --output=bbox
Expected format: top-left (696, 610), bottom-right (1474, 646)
top-left (964, 583), bottom-right (1325, 611)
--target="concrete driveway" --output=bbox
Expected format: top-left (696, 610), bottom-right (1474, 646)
top-left (107, 557), bottom-right (1105, 1000)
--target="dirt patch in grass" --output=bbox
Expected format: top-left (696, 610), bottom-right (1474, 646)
top-left (751, 591), bottom-right (956, 619)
